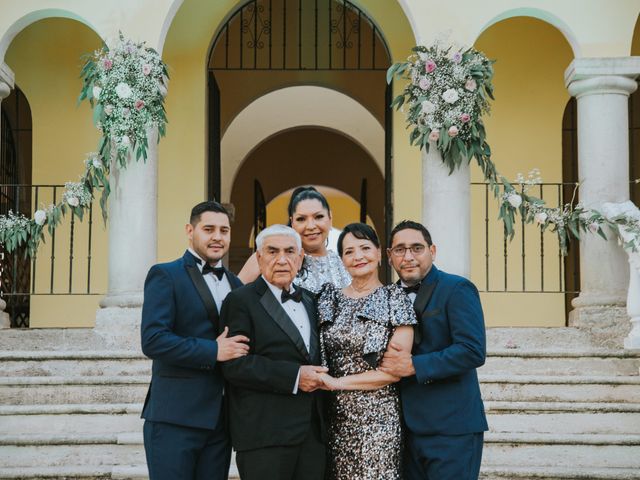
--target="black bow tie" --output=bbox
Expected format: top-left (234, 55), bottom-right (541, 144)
top-left (281, 288), bottom-right (303, 303)
top-left (202, 264), bottom-right (225, 280)
top-left (402, 283), bottom-right (421, 295)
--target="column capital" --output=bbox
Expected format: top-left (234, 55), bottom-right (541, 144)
top-left (0, 62), bottom-right (14, 100)
top-left (565, 57), bottom-right (640, 98)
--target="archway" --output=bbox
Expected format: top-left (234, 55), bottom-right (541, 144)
top-left (207, 0), bottom-right (392, 276)
top-left (229, 126), bottom-right (383, 272)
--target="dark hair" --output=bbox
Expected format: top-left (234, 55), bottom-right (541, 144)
top-left (337, 222), bottom-right (380, 257)
top-left (190, 201), bottom-right (230, 226)
top-left (389, 220), bottom-right (433, 247)
top-left (287, 186), bottom-right (331, 226)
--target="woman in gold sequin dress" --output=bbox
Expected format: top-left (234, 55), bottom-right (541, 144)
top-left (317, 223), bottom-right (417, 480)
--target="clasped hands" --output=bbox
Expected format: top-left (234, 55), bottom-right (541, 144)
top-left (298, 365), bottom-right (337, 392)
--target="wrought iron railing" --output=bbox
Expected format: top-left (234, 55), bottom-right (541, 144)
top-left (0, 184), bottom-right (105, 328)
top-left (470, 182), bottom-right (581, 296)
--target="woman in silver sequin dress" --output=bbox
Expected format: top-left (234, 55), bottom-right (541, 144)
top-left (318, 223), bottom-right (416, 480)
top-left (238, 186), bottom-right (350, 291)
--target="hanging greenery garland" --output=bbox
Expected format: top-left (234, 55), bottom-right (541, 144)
top-left (388, 41), bottom-right (640, 254)
top-left (0, 33), bottom-right (169, 257)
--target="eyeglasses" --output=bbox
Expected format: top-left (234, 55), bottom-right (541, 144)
top-left (389, 244), bottom-right (427, 257)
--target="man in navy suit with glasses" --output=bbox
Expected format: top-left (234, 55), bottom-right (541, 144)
top-left (141, 201), bottom-right (250, 480)
top-left (380, 220), bottom-right (488, 480)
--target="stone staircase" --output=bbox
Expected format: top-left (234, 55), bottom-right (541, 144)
top-left (0, 327), bottom-right (639, 479)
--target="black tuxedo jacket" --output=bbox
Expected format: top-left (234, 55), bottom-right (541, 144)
top-left (220, 276), bottom-right (326, 452)
top-left (140, 250), bottom-right (243, 430)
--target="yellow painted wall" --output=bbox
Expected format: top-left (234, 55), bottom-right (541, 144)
top-left (472, 17), bottom-right (574, 326)
top-left (4, 3), bottom-right (634, 328)
top-left (4, 18), bottom-right (106, 327)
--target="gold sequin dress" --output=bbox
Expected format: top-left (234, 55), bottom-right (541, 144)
top-left (317, 283), bottom-right (417, 480)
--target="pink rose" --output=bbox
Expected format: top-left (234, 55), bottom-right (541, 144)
top-left (428, 129), bottom-right (440, 142)
top-left (448, 125), bottom-right (459, 137)
top-left (465, 78), bottom-right (477, 91)
top-left (460, 113), bottom-right (471, 123)
top-left (135, 99), bottom-right (145, 111)
top-left (103, 58), bottom-right (113, 70)
top-left (425, 60), bottom-right (436, 73)
top-left (142, 64), bottom-right (152, 76)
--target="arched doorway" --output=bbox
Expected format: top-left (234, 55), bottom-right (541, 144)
top-left (228, 126), bottom-right (384, 272)
top-left (1, 85), bottom-right (32, 327)
top-left (206, 0), bottom-right (392, 276)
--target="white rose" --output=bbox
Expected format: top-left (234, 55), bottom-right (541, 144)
top-left (92, 86), bottom-right (102, 100)
top-left (507, 193), bottom-right (522, 209)
top-left (104, 105), bottom-right (114, 116)
top-left (34, 210), bottom-right (47, 226)
top-left (67, 197), bottom-right (79, 207)
top-left (121, 135), bottom-right (131, 146)
top-left (115, 82), bottom-right (132, 99)
top-left (534, 212), bottom-right (548, 225)
top-left (421, 100), bottom-right (436, 114)
top-left (442, 88), bottom-right (459, 104)
top-left (418, 77), bottom-right (431, 90)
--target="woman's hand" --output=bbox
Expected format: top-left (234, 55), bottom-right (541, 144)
top-left (319, 373), bottom-right (342, 391)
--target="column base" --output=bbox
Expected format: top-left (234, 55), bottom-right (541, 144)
top-left (624, 317), bottom-right (640, 350)
top-left (94, 306), bottom-right (142, 352)
top-left (0, 299), bottom-right (10, 329)
top-left (568, 304), bottom-right (630, 349)
top-left (99, 292), bottom-right (144, 309)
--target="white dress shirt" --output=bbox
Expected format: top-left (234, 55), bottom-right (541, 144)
top-left (188, 248), bottom-right (232, 312)
top-left (263, 276), bottom-right (311, 394)
top-left (400, 281), bottom-right (418, 303)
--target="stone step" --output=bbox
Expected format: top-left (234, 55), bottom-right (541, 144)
top-left (480, 466), bottom-right (640, 480)
top-left (3, 374), bottom-right (640, 405)
top-left (2, 431), bottom-right (639, 470)
top-left (1, 413), bottom-right (143, 437)
top-left (487, 411), bottom-right (640, 435)
top-left (482, 350), bottom-right (640, 377)
top-left (479, 375), bottom-right (640, 403)
top-left (3, 406), bottom-right (637, 438)
top-left (482, 433), bottom-right (640, 469)
top-left (0, 376), bottom-right (149, 405)
top-left (2, 348), bottom-right (638, 378)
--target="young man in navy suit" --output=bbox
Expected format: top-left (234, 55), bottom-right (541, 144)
top-left (380, 220), bottom-right (488, 480)
top-left (140, 201), bottom-right (250, 480)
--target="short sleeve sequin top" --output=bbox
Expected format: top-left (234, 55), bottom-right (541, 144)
top-left (317, 283), bottom-right (417, 480)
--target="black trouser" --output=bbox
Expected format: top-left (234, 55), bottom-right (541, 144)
top-left (235, 418), bottom-right (326, 480)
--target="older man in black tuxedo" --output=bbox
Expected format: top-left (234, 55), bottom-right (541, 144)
top-left (220, 224), bottom-right (327, 480)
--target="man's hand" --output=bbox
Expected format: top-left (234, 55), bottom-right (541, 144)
top-left (379, 343), bottom-right (415, 378)
top-left (216, 327), bottom-right (250, 361)
top-left (298, 365), bottom-right (329, 392)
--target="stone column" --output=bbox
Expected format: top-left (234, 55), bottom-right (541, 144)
top-left (0, 63), bottom-right (14, 329)
top-left (95, 128), bottom-right (158, 348)
top-left (565, 57), bottom-right (640, 345)
top-left (422, 144), bottom-right (470, 278)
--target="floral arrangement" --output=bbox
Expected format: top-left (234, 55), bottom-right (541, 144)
top-left (0, 34), bottom-right (168, 257)
top-left (386, 43), bottom-right (497, 182)
top-left (388, 42), bottom-right (640, 254)
top-left (79, 32), bottom-right (168, 167)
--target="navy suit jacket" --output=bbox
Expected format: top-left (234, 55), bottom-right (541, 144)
top-left (140, 250), bottom-right (242, 430)
top-left (401, 265), bottom-right (489, 436)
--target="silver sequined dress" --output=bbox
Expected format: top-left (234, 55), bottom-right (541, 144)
top-left (317, 283), bottom-right (417, 480)
top-left (294, 250), bottom-right (351, 293)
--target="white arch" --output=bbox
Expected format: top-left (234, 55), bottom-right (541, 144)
top-left (221, 85), bottom-right (384, 202)
top-left (156, 0), bottom-right (185, 54)
top-left (0, 9), bottom-right (103, 63)
top-left (473, 7), bottom-right (580, 57)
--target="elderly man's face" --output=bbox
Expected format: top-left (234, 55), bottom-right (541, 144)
top-left (257, 234), bottom-right (303, 289)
